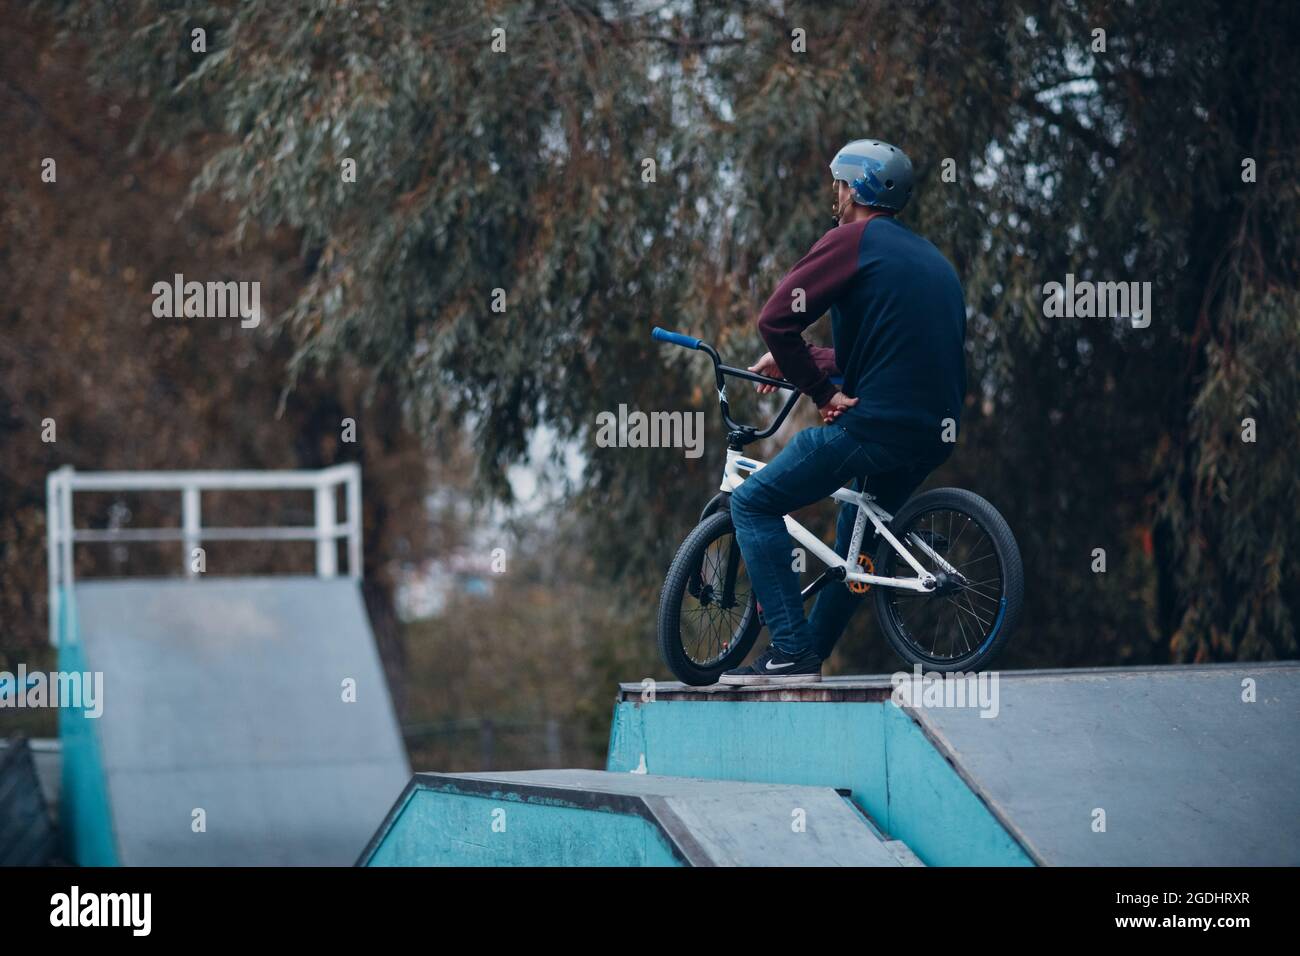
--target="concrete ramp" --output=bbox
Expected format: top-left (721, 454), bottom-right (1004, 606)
top-left (60, 577), bottom-right (409, 865)
top-left (361, 769), bottom-right (920, 866)
top-left (909, 664), bottom-right (1300, 866)
top-left (606, 663), bottom-right (1300, 866)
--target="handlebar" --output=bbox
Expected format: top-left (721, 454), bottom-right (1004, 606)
top-left (651, 327), bottom-right (702, 351)
top-left (651, 326), bottom-right (802, 444)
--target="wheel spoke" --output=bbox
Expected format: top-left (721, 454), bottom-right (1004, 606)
top-left (677, 531), bottom-right (757, 667)
top-left (947, 596), bottom-right (992, 629)
top-left (884, 506), bottom-right (1006, 664)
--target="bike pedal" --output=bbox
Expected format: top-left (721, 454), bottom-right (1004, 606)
top-left (847, 553), bottom-right (874, 594)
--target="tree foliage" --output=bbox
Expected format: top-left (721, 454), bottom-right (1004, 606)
top-left (27, 0), bottom-right (1300, 665)
top-left (0, 5), bottom-right (439, 695)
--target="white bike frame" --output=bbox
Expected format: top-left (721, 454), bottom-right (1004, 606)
top-left (721, 448), bottom-right (945, 593)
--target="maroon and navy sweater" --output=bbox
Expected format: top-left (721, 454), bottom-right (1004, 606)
top-left (757, 213), bottom-right (967, 454)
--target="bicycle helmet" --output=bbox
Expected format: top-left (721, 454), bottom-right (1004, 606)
top-left (829, 140), bottom-right (914, 213)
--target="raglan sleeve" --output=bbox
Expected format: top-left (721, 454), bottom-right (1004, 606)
top-left (807, 346), bottom-right (840, 376)
top-left (756, 224), bottom-right (860, 407)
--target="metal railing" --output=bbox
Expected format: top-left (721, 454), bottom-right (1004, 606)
top-left (46, 465), bottom-right (363, 646)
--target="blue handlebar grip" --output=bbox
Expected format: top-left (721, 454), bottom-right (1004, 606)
top-left (651, 326), bottom-right (702, 350)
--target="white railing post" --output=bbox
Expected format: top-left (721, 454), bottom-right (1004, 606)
top-left (314, 481), bottom-right (338, 578)
top-left (345, 465), bottom-right (362, 581)
top-left (46, 470), bottom-right (60, 647)
top-left (59, 467), bottom-right (74, 622)
top-left (182, 485), bottom-right (201, 578)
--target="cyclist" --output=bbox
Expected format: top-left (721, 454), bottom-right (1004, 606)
top-left (722, 139), bottom-right (967, 685)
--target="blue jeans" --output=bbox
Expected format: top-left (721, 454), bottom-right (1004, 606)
top-left (730, 423), bottom-right (940, 658)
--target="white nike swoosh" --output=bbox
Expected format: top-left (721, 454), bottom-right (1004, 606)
top-left (765, 660), bottom-right (796, 671)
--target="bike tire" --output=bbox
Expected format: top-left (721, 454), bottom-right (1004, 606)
top-left (873, 487), bottom-right (1023, 672)
top-left (657, 510), bottom-right (763, 685)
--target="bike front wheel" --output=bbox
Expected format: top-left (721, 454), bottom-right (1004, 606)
top-left (873, 487), bottom-right (1023, 672)
top-left (657, 509), bottom-right (763, 686)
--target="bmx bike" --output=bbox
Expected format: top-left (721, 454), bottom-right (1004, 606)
top-left (652, 326), bottom-right (1024, 686)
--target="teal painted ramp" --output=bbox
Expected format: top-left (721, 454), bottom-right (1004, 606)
top-left (361, 770), bottom-right (921, 866)
top-left (608, 679), bottom-right (1027, 866)
top-left (909, 663), bottom-right (1300, 865)
top-left (607, 664), bottom-right (1300, 866)
top-left (58, 577), bottom-right (410, 865)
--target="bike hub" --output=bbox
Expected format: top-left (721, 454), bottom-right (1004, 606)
top-left (930, 571), bottom-right (965, 596)
top-left (696, 583), bottom-right (737, 610)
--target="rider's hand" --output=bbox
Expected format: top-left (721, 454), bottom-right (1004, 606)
top-left (819, 391), bottom-right (859, 424)
top-left (748, 352), bottom-right (783, 394)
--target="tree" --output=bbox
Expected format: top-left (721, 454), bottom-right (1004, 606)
top-left (0, 5), bottom-right (437, 710)
top-left (26, 0), bottom-right (1300, 666)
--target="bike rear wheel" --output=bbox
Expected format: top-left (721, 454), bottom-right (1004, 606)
top-left (657, 509), bottom-right (763, 686)
top-left (873, 487), bottom-right (1023, 672)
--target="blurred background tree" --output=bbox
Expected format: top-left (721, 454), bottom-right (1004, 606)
top-left (4, 0), bottom-right (1296, 765)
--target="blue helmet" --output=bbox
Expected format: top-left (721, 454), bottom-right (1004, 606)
top-left (829, 139), bottom-right (914, 213)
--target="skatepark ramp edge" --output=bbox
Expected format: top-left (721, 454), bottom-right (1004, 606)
top-left (359, 769), bottom-right (924, 867)
top-left (46, 467), bottom-right (409, 866)
top-left (605, 663), bottom-right (1300, 866)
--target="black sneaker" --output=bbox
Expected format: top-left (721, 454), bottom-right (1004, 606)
top-left (719, 645), bottom-right (822, 686)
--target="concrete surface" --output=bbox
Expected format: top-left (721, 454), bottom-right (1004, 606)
top-left (610, 662), bottom-right (1300, 866)
top-left (362, 769), bottom-right (919, 866)
top-left (63, 576), bottom-right (409, 865)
